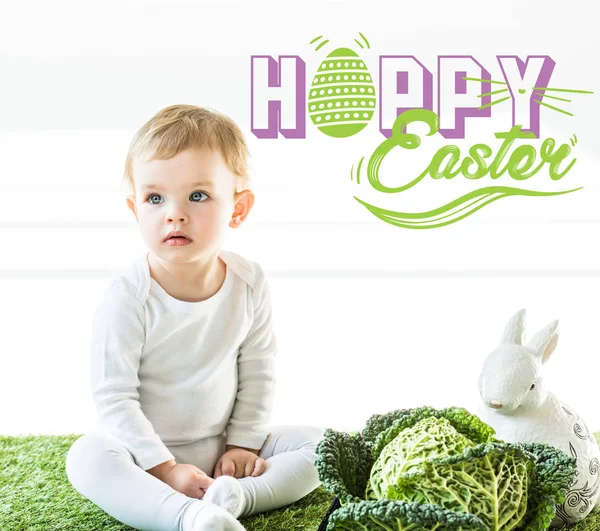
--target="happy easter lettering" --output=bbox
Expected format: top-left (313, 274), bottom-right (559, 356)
top-left (249, 47), bottom-right (591, 228)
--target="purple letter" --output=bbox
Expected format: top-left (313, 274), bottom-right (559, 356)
top-left (438, 56), bottom-right (492, 139)
top-left (379, 56), bottom-right (433, 138)
top-left (251, 56), bottom-right (306, 138)
top-left (497, 55), bottom-right (555, 139)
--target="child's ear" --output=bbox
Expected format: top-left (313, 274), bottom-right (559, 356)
top-left (231, 189), bottom-right (255, 225)
top-left (126, 194), bottom-right (138, 222)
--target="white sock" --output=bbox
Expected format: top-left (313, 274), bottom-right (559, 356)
top-left (203, 475), bottom-right (248, 519)
top-left (186, 501), bottom-right (246, 531)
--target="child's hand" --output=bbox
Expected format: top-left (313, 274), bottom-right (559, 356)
top-left (214, 448), bottom-right (266, 479)
top-left (162, 463), bottom-right (215, 499)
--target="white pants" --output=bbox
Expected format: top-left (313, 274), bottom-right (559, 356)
top-left (65, 424), bottom-right (325, 531)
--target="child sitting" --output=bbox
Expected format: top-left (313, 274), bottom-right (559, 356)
top-left (65, 104), bottom-right (325, 530)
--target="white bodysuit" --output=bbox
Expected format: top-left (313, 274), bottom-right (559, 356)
top-left (66, 249), bottom-right (324, 530)
top-left (90, 248), bottom-right (276, 471)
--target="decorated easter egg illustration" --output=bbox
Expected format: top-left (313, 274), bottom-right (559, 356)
top-left (308, 47), bottom-right (376, 138)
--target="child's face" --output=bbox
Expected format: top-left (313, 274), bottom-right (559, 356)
top-left (126, 147), bottom-right (250, 263)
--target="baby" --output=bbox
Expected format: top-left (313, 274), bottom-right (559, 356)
top-left (65, 104), bottom-right (325, 530)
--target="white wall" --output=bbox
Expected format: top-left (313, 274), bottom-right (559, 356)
top-left (0, 0), bottom-right (599, 438)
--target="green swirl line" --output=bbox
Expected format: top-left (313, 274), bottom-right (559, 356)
top-left (354, 186), bottom-right (583, 229)
top-left (373, 191), bottom-right (501, 227)
top-left (368, 191), bottom-right (507, 228)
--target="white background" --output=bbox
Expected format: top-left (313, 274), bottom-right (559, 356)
top-left (0, 0), bottom-right (599, 439)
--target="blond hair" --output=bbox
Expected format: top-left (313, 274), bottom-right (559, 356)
top-left (122, 104), bottom-right (252, 197)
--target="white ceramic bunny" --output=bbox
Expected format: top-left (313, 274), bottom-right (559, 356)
top-left (476, 309), bottom-right (600, 528)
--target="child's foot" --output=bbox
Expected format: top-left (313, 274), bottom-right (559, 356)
top-left (203, 475), bottom-right (248, 519)
top-left (188, 501), bottom-right (246, 531)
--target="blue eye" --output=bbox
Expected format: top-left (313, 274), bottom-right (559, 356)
top-left (190, 191), bottom-right (209, 202)
top-left (146, 194), bottom-right (161, 204)
top-left (145, 191), bottom-right (209, 204)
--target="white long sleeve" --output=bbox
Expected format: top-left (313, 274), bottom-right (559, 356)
top-left (89, 249), bottom-right (277, 470)
top-left (225, 267), bottom-right (277, 450)
top-left (90, 287), bottom-right (176, 470)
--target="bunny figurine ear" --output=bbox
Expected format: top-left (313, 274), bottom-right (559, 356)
top-left (526, 319), bottom-right (559, 364)
top-left (500, 309), bottom-right (526, 345)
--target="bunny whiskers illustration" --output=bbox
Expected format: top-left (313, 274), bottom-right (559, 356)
top-left (476, 309), bottom-right (600, 527)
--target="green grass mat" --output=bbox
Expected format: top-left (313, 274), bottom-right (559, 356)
top-left (0, 433), bottom-right (599, 530)
top-left (0, 433), bottom-right (332, 530)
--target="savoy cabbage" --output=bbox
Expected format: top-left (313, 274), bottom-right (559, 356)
top-left (315, 406), bottom-right (577, 531)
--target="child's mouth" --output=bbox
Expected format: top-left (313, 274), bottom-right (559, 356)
top-left (165, 237), bottom-right (192, 246)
